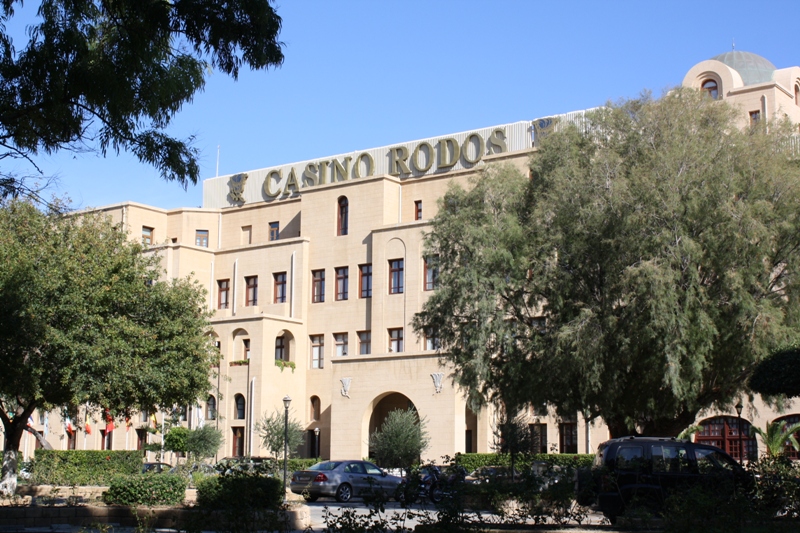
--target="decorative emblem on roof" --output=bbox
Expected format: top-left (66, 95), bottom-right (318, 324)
top-left (228, 173), bottom-right (248, 203)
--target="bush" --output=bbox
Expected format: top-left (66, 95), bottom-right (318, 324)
top-left (454, 452), bottom-right (593, 473)
top-left (103, 474), bottom-right (187, 506)
top-left (33, 450), bottom-right (143, 486)
top-left (196, 471), bottom-right (283, 511)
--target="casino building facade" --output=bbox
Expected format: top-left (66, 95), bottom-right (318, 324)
top-left (16, 51), bottom-right (800, 463)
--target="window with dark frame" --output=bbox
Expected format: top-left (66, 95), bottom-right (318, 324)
top-left (337, 197), bottom-right (349, 236)
top-left (135, 428), bottom-right (147, 450)
top-left (275, 336), bottom-right (286, 361)
top-left (268, 221), bottom-right (279, 241)
top-left (388, 328), bottom-right (404, 353)
top-left (425, 328), bottom-right (441, 351)
top-left (245, 276), bottom-right (258, 306)
top-left (218, 279), bottom-right (230, 309)
top-left (359, 264), bottom-right (372, 298)
top-left (414, 200), bottom-right (422, 220)
top-left (424, 256), bottom-right (439, 291)
top-left (243, 339), bottom-right (250, 359)
top-left (389, 259), bottom-right (404, 294)
top-left (232, 427), bottom-right (244, 457)
top-left (142, 226), bottom-right (154, 245)
top-left (795, 85), bottom-right (800, 106)
top-left (529, 423), bottom-right (547, 454)
top-left (274, 272), bottom-right (287, 303)
top-left (336, 267), bottom-right (349, 300)
top-left (358, 330), bottom-right (371, 355)
top-left (101, 429), bottom-right (112, 450)
top-left (334, 333), bottom-right (348, 356)
top-left (695, 416), bottom-right (757, 462)
top-left (195, 229), bottom-right (209, 247)
top-left (234, 394), bottom-right (246, 419)
top-left (750, 110), bottom-right (761, 125)
top-left (559, 421), bottom-right (578, 454)
top-left (310, 335), bottom-right (324, 368)
top-left (312, 269), bottom-right (325, 303)
top-left (207, 396), bottom-right (217, 420)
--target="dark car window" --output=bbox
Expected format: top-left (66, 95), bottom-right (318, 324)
top-left (309, 461), bottom-right (341, 471)
top-left (615, 445), bottom-right (645, 471)
top-left (344, 462), bottom-right (365, 474)
top-left (364, 463), bottom-right (382, 475)
top-left (651, 444), bottom-right (689, 473)
top-left (695, 448), bottom-right (738, 474)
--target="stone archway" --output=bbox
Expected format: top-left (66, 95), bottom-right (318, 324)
top-left (363, 392), bottom-right (417, 459)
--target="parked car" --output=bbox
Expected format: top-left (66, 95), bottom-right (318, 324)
top-left (169, 462), bottom-right (218, 478)
top-left (214, 456), bottom-right (274, 475)
top-left (578, 436), bottom-right (752, 523)
top-left (465, 465), bottom-right (518, 484)
top-left (141, 462), bottom-right (171, 474)
top-left (290, 460), bottom-right (403, 502)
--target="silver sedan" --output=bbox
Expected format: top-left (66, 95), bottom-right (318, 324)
top-left (290, 460), bottom-right (403, 502)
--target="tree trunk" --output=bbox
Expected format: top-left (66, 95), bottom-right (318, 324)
top-left (0, 450), bottom-right (19, 497)
top-left (25, 426), bottom-right (53, 450)
top-left (1, 409), bottom-right (31, 497)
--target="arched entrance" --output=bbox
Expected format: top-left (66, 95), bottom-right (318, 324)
top-left (366, 392), bottom-right (416, 459)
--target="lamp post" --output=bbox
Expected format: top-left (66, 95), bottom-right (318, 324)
top-left (735, 400), bottom-right (744, 465)
top-left (282, 395), bottom-right (291, 498)
top-left (314, 427), bottom-right (320, 458)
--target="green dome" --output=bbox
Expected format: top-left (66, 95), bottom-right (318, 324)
top-left (711, 51), bottom-right (776, 86)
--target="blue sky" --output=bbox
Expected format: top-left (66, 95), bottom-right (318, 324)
top-left (8, 1), bottom-right (798, 210)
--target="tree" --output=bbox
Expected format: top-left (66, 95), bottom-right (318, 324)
top-left (0, 0), bottom-right (284, 199)
top-left (493, 412), bottom-right (531, 478)
top-left (749, 348), bottom-right (800, 398)
top-left (256, 410), bottom-right (304, 459)
top-left (413, 89), bottom-right (800, 438)
top-left (186, 425), bottom-right (223, 461)
top-left (369, 409), bottom-right (429, 473)
top-left (0, 199), bottom-right (218, 495)
top-left (164, 426), bottom-right (190, 456)
top-left (750, 420), bottom-right (800, 457)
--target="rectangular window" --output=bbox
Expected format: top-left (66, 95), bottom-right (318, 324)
top-left (245, 276), bottom-right (258, 306)
top-left (312, 270), bottom-right (325, 303)
top-left (559, 422), bottom-right (578, 454)
top-left (334, 333), bottom-right (348, 357)
top-left (310, 335), bottom-right (324, 369)
top-left (359, 264), bottom-right (372, 298)
top-left (389, 259), bottom-right (404, 294)
top-left (335, 267), bottom-right (349, 300)
top-left (269, 221), bottom-right (279, 241)
top-left (415, 200), bottom-right (422, 221)
top-left (232, 427), bottom-right (244, 457)
top-left (388, 328), bottom-right (404, 353)
top-left (100, 429), bottom-right (112, 450)
top-left (530, 423), bottom-right (547, 454)
top-left (243, 339), bottom-right (250, 360)
top-left (242, 225), bottom-right (252, 245)
top-left (424, 256), bottom-right (439, 291)
top-left (273, 272), bottom-right (287, 303)
top-left (136, 428), bottom-right (147, 451)
top-left (195, 229), bottom-right (209, 247)
top-left (142, 226), bottom-right (154, 245)
top-left (425, 328), bottom-right (440, 351)
top-left (275, 336), bottom-right (286, 361)
top-left (218, 279), bottom-right (230, 309)
top-left (358, 331), bottom-right (371, 355)
top-left (749, 110), bottom-right (761, 125)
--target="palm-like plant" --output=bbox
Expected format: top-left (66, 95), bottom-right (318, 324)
top-left (750, 420), bottom-right (800, 457)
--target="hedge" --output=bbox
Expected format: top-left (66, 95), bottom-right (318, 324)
top-left (33, 450), bottom-right (143, 486)
top-left (103, 474), bottom-right (187, 506)
top-left (196, 472), bottom-right (283, 510)
top-left (454, 452), bottom-right (593, 473)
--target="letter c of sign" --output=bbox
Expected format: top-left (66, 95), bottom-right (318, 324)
top-left (263, 170), bottom-right (282, 198)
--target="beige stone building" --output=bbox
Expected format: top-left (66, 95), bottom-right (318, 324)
top-left (17, 51), bottom-right (800, 464)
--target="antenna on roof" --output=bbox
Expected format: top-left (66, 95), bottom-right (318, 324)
top-left (732, 39), bottom-right (735, 51)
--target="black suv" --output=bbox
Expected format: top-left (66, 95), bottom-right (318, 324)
top-left (578, 436), bottom-right (751, 523)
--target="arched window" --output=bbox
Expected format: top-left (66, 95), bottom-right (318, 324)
top-left (234, 394), bottom-right (246, 420)
top-left (206, 395), bottom-right (217, 420)
top-left (695, 416), bottom-right (757, 462)
top-left (795, 85), bottom-right (799, 106)
top-left (310, 396), bottom-right (321, 421)
top-left (337, 197), bottom-right (349, 236)
top-left (774, 414), bottom-right (800, 459)
top-left (701, 79), bottom-right (719, 100)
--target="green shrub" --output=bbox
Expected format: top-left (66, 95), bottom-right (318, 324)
top-left (454, 452), bottom-right (593, 473)
top-left (196, 471), bottom-right (283, 510)
top-left (33, 450), bottom-right (143, 486)
top-left (103, 474), bottom-right (187, 506)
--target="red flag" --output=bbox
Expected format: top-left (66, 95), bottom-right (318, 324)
top-left (104, 410), bottom-right (114, 433)
top-left (85, 421), bottom-right (92, 435)
top-left (125, 416), bottom-right (131, 432)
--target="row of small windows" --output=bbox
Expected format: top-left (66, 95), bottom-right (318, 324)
top-left (219, 258), bottom-right (438, 309)
top-left (337, 197), bottom-right (425, 236)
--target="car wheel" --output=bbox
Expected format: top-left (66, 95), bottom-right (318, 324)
top-left (429, 483), bottom-right (443, 503)
top-left (335, 483), bottom-right (353, 503)
top-left (303, 494), bottom-right (319, 503)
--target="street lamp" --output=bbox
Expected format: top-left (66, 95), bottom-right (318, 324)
top-left (735, 400), bottom-right (744, 465)
top-left (314, 427), bottom-right (320, 458)
top-left (283, 395), bottom-right (291, 499)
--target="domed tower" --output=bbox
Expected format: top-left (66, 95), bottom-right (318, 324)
top-left (683, 51), bottom-right (800, 128)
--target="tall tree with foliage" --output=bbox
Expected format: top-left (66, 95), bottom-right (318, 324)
top-left (414, 89), bottom-right (800, 437)
top-left (0, 199), bottom-right (217, 495)
top-left (369, 409), bottom-right (429, 473)
top-left (256, 410), bottom-right (304, 459)
top-left (0, 0), bottom-right (283, 199)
